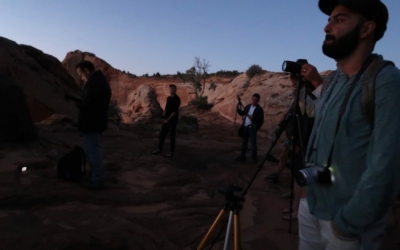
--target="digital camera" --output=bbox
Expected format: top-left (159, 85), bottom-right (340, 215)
top-left (282, 59), bottom-right (308, 75)
top-left (294, 163), bottom-right (332, 187)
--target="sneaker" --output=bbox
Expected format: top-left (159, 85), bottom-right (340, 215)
top-left (265, 173), bottom-right (279, 183)
top-left (152, 149), bottom-right (161, 155)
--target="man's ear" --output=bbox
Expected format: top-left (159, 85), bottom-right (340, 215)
top-left (360, 21), bottom-right (376, 40)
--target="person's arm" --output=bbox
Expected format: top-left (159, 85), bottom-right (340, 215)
top-left (237, 104), bottom-right (248, 117)
top-left (332, 67), bottom-right (400, 237)
top-left (166, 97), bottom-right (180, 122)
top-left (300, 85), bottom-right (322, 118)
top-left (237, 106), bottom-right (245, 116)
top-left (255, 107), bottom-right (264, 129)
top-left (298, 64), bottom-right (323, 118)
top-left (80, 82), bottom-right (104, 112)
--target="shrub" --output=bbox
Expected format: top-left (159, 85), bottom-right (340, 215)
top-left (246, 64), bottom-right (262, 78)
top-left (215, 70), bottom-right (241, 77)
top-left (209, 82), bottom-right (217, 91)
top-left (177, 115), bottom-right (198, 134)
top-left (108, 100), bottom-right (122, 123)
top-left (189, 96), bottom-right (213, 110)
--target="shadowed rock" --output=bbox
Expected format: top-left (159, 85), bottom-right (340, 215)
top-left (0, 74), bottom-right (36, 143)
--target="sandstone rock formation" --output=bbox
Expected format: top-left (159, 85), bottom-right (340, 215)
top-left (0, 74), bottom-right (37, 143)
top-left (122, 84), bottom-right (162, 123)
top-left (63, 50), bottom-right (170, 122)
top-left (62, 50), bottom-right (333, 133)
top-left (0, 37), bottom-right (80, 123)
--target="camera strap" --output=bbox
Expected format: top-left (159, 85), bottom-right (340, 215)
top-left (326, 54), bottom-right (376, 168)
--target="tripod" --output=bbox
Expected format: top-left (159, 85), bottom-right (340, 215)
top-left (197, 81), bottom-right (307, 249)
top-left (197, 185), bottom-right (244, 250)
top-left (287, 78), bottom-right (307, 233)
top-left (231, 96), bottom-right (245, 137)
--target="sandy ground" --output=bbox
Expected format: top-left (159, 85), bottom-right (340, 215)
top-left (0, 107), bottom-right (399, 250)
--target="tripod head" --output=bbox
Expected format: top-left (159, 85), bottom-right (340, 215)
top-left (218, 185), bottom-right (245, 204)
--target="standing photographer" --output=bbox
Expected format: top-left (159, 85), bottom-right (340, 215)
top-left (299, 1), bottom-right (400, 249)
top-left (266, 62), bottom-right (323, 221)
top-left (74, 61), bottom-right (112, 189)
top-left (236, 94), bottom-right (264, 164)
top-left (152, 84), bottom-right (181, 158)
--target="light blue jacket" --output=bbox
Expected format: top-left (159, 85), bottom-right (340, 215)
top-left (306, 55), bottom-right (400, 236)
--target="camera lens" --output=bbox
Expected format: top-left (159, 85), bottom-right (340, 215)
top-left (295, 171), bottom-right (308, 187)
top-left (282, 61), bottom-right (288, 72)
top-left (295, 168), bottom-right (319, 186)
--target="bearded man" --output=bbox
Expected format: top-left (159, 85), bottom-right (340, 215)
top-left (298, 1), bottom-right (400, 249)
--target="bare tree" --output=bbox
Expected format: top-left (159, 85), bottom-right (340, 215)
top-left (194, 57), bottom-right (210, 97)
top-left (185, 66), bottom-right (201, 97)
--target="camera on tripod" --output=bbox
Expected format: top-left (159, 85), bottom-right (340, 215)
top-left (282, 59), bottom-right (308, 76)
top-left (294, 163), bottom-right (332, 187)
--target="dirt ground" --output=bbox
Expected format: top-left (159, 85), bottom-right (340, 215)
top-left (0, 107), bottom-right (399, 250)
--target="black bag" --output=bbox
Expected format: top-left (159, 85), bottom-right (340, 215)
top-left (57, 146), bottom-right (86, 182)
top-left (238, 124), bottom-right (245, 138)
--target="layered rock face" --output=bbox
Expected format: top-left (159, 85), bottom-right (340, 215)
top-left (63, 51), bottom-right (168, 123)
top-left (62, 50), bottom-right (332, 132)
top-left (0, 37), bottom-right (80, 123)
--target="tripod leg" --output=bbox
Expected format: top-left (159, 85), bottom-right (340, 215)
top-left (234, 210), bottom-right (241, 250)
top-left (197, 209), bottom-right (226, 250)
top-left (223, 211), bottom-right (234, 250)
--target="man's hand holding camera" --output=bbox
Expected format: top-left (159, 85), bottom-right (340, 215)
top-left (290, 63), bottom-right (323, 89)
top-left (301, 64), bottom-right (323, 88)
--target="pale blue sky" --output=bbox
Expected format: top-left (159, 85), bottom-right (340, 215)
top-left (1, 0), bottom-right (399, 75)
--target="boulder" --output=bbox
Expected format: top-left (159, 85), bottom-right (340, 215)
top-left (0, 74), bottom-right (36, 143)
top-left (0, 37), bottom-right (81, 123)
top-left (122, 84), bottom-right (163, 123)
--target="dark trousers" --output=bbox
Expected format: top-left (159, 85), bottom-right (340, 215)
top-left (83, 133), bottom-right (104, 184)
top-left (158, 121), bottom-right (177, 152)
top-left (241, 125), bottom-right (258, 160)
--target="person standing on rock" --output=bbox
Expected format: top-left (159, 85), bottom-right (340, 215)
top-left (236, 93), bottom-right (264, 163)
top-left (299, 1), bottom-right (400, 249)
top-left (152, 84), bottom-right (181, 158)
top-left (74, 60), bottom-right (112, 189)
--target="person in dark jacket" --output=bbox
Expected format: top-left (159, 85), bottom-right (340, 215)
top-left (75, 60), bottom-right (111, 189)
top-left (152, 84), bottom-right (181, 158)
top-left (236, 93), bottom-right (264, 163)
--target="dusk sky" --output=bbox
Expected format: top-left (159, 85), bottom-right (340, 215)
top-left (1, 0), bottom-right (399, 75)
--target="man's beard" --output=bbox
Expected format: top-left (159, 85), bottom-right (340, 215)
top-left (322, 24), bottom-right (362, 60)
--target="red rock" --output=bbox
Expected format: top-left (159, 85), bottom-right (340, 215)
top-left (0, 37), bottom-right (80, 123)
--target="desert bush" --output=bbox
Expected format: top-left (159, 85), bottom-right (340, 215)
top-left (108, 100), bottom-right (122, 123)
top-left (209, 82), bottom-right (217, 91)
top-left (215, 70), bottom-right (241, 77)
top-left (177, 115), bottom-right (198, 134)
top-left (246, 64), bottom-right (262, 78)
top-left (189, 96), bottom-right (213, 110)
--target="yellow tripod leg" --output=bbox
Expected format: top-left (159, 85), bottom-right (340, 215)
top-left (234, 211), bottom-right (241, 250)
top-left (197, 209), bottom-right (226, 250)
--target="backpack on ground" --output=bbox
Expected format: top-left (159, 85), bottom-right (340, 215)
top-left (57, 146), bottom-right (86, 182)
top-left (321, 57), bottom-right (395, 127)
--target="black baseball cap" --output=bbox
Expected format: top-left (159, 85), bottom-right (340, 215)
top-left (318, 0), bottom-right (389, 41)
